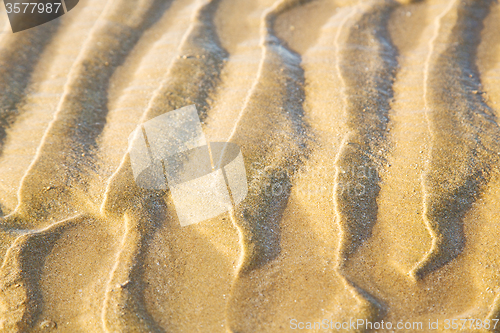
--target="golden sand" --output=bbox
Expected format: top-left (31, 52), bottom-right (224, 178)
top-left (0, 0), bottom-right (500, 332)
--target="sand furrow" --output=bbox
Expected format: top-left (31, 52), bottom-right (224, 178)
top-left (0, 0), bottom-right (182, 331)
top-left (331, 0), bottom-right (400, 324)
top-left (0, 1), bottom-right (112, 331)
top-left (221, 0), bottom-right (311, 331)
top-left (412, 0), bottom-right (500, 280)
top-left (100, 0), bottom-right (228, 331)
top-left (146, 0), bottom-right (268, 330)
top-left (9, 0), bottom-right (172, 224)
top-left (225, 0), bottom-right (310, 272)
top-left (267, 0), bottom-right (377, 328)
top-left (91, 0), bottom-right (198, 203)
top-left (101, 0), bottom-right (227, 216)
top-left (0, 20), bottom-right (59, 158)
top-left (101, 209), bottom-right (167, 333)
top-left (373, 0), bottom-right (434, 278)
top-left (210, 0), bottom-right (361, 330)
top-left (0, 0), bottom-right (108, 214)
top-left (0, 215), bottom-right (81, 332)
top-left (360, 0), bottom-right (479, 324)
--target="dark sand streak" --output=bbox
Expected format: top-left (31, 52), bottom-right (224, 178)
top-left (225, 0), bottom-right (310, 331)
top-left (334, 0), bottom-right (399, 324)
top-left (412, 0), bottom-right (500, 280)
top-left (0, 20), bottom-right (60, 159)
top-left (10, 0), bottom-right (173, 224)
top-left (100, 1), bottom-right (227, 331)
top-left (0, 1), bottom-right (175, 331)
top-left (0, 216), bottom-right (80, 332)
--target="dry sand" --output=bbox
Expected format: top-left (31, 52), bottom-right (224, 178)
top-left (0, 0), bottom-right (500, 331)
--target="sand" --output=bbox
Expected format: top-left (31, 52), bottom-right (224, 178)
top-left (0, 0), bottom-right (500, 331)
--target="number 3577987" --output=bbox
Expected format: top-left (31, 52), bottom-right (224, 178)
top-left (5, 2), bottom-right (62, 14)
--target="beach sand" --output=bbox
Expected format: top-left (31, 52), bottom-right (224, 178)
top-left (0, 0), bottom-right (500, 331)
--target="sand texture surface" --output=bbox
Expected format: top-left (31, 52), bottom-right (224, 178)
top-left (1, 0), bottom-right (500, 331)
